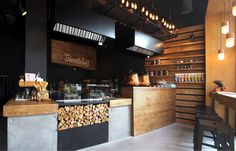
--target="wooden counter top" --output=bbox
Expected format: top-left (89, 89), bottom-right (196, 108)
top-left (3, 99), bottom-right (58, 117)
top-left (109, 98), bottom-right (132, 108)
top-left (211, 92), bottom-right (236, 110)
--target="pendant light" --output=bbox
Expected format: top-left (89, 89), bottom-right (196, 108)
top-left (232, 1), bottom-right (236, 16)
top-left (219, 12), bottom-right (225, 61)
top-left (226, 33), bottom-right (235, 47)
top-left (222, 2), bottom-right (229, 34)
top-left (226, 0), bottom-right (235, 48)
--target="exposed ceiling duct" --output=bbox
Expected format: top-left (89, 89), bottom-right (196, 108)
top-left (116, 23), bottom-right (163, 56)
top-left (52, 0), bottom-right (115, 43)
top-left (181, 0), bottom-right (194, 15)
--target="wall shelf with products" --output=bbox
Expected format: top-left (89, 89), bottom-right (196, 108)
top-left (145, 24), bottom-right (205, 125)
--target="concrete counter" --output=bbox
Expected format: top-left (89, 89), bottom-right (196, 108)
top-left (3, 99), bottom-right (58, 151)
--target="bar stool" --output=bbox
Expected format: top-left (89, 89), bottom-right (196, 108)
top-left (194, 119), bottom-right (234, 151)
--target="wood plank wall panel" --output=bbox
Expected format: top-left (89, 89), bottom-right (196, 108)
top-left (121, 87), bottom-right (176, 136)
top-left (145, 25), bottom-right (205, 125)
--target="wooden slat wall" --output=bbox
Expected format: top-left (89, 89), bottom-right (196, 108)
top-left (145, 24), bottom-right (205, 125)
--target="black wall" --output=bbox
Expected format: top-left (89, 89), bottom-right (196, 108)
top-left (0, 17), bottom-right (25, 103)
top-left (25, 0), bottom-right (47, 79)
top-left (47, 33), bottom-right (145, 83)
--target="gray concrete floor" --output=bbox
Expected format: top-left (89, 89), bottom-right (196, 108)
top-left (80, 123), bottom-right (236, 151)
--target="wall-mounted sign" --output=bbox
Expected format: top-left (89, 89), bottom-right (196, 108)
top-left (51, 39), bottom-right (96, 70)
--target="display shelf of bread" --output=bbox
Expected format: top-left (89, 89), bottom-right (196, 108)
top-left (58, 103), bottom-right (109, 131)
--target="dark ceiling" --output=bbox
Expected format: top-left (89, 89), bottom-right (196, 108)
top-left (78, 0), bottom-right (208, 40)
top-left (0, 0), bottom-right (208, 40)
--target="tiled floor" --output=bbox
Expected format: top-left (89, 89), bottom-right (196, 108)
top-left (80, 123), bottom-right (236, 151)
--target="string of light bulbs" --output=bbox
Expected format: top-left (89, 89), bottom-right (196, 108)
top-left (120, 0), bottom-right (176, 31)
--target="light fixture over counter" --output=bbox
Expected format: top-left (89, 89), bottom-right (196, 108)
top-left (120, 0), bottom-right (176, 31)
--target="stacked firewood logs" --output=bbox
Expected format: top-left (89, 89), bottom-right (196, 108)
top-left (58, 103), bottom-right (109, 131)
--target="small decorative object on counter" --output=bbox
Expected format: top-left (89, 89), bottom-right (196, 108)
top-left (34, 81), bottom-right (49, 101)
top-left (139, 71), bottom-right (150, 86)
top-left (124, 70), bottom-right (140, 86)
top-left (213, 80), bottom-right (227, 92)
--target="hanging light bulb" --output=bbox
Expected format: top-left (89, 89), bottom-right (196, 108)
top-left (155, 15), bottom-right (158, 20)
top-left (152, 15), bottom-right (155, 20)
top-left (232, 1), bottom-right (236, 16)
top-left (142, 7), bottom-right (145, 12)
top-left (221, 21), bottom-right (229, 34)
top-left (121, 0), bottom-right (125, 4)
top-left (218, 49), bottom-right (225, 61)
top-left (126, 1), bottom-right (129, 7)
top-left (226, 33), bottom-right (235, 47)
top-left (131, 2), bottom-right (134, 8)
top-left (145, 10), bottom-right (149, 16)
top-left (164, 21), bottom-right (167, 26)
top-left (149, 13), bottom-right (152, 19)
top-left (166, 23), bottom-right (169, 28)
top-left (134, 3), bottom-right (137, 10)
top-left (162, 18), bottom-right (165, 23)
top-left (172, 25), bottom-right (175, 29)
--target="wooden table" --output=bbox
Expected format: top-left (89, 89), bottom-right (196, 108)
top-left (211, 92), bottom-right (236, 132)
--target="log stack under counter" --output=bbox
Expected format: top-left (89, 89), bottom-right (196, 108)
top-left (58, 104), bottom-right (109, 130)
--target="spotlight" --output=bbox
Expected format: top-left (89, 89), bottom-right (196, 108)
top-left (19, 0), bottom-right (27, 16)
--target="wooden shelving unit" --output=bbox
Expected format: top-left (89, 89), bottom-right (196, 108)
top-left (145, 24), bottom-right (205, 125)
top-left (144, 61), bottom-right (205, 67)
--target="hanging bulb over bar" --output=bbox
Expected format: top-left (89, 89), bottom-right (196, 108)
top-left (166, 23), bottom-right (169, 28)
top-left (164, 21), bottom-right (167, 26)
top-left (134, 3), bottom-right (137, 10)
top-left (121, 0), bottom-right (125, 4)
top-left (141, 7), bottom-right (145, 12)
top-left (162, 18), bottom-right (165, 23)
top-left (218, 49), bottom-right (225, 60)
top-left (126, 1), bottom-right (129, 7)
top-left (226, 33), bottom-right (235, 47)
top-left (152, 15), bottom-right (155, 20)
top-left (145, 10), bottom-right (149, 16)
top-left (149, 13), bottom-right (152, 19)
top-left (221, 21), bottom-right (229, 34)
top-left (232, 1), bottom-right (236, 16)
top-left (131, 2), bottom-right (134, 8)
top-left (155, 15), bottom-right (158, 20)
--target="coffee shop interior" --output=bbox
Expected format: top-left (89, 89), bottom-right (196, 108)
top-left (0, 0), bottom-right (236, 150)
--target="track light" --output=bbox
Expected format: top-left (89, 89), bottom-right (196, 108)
top-left (19, 0), bottom-right (27, 16)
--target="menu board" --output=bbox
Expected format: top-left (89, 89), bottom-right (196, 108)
top-left (51, 39), bottom-right (96, 70)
